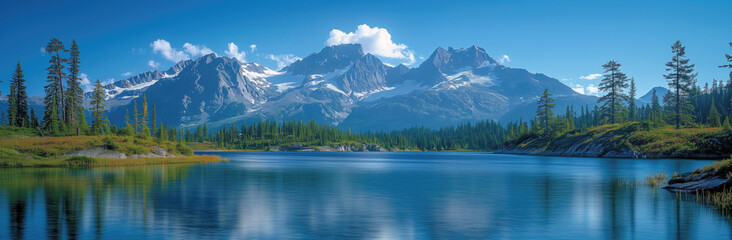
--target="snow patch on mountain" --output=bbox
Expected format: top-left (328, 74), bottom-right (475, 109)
top-left (362, 80), bottom-right (426, 102)
top-left (105, 79), bottom-right (160, 100)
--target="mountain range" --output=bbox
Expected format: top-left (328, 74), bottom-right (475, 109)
top-left (3, 43), bottom-right (666, 131)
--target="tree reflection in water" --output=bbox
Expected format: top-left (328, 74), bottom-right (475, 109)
top-left (0, 165), bottom-right (192, 240)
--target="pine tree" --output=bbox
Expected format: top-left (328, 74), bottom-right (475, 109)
top-left (598, 60), bottom-right (629, 124)
top-left (8, 62), bottom-right (29, 127)
top-left (179, 126), bottom-right (186, 143)
top-left (123, 109), bottom-right (134, 136)
top-left (43, 38), bottom-right (67, 130)
top-left (65, 40), bottom-right (84, 135)
top-left (43, 97), bottom-right (61, 135)
top-left (29, 108), bottom-right (39, 128)
top-left (664, 40), bottom-right (697, 129)
top-left (707, 99), bottom-right (721, 127)
top-left (158, 122), bottom-right (167, 143)
top-left (141, 95), bottom-right (151, 137)
top-left (132, 100), bottom-right (139, 133)
top-left (536, 89), bottom-right (556, 133)
top-left (628, 77), bottom-right (637, 122)
top-left (650, 89), bottom-right (664, 126)
top-left (90, 79), bottom-right (107, 135)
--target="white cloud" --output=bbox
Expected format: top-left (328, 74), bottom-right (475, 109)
top-left (148, 60), bottom-right (160, 68)
top-left (267, 54), bottom-right (302, 70)
top-left (249, 44), bottom-right (257, 52)
top-left (586, 84), bottom-right (601, 95)
top-left (80, 73), bottom-right (93, 92)
top-left (150, 39), bottom-right (189, 63)
top-left (225, 42), bottom-right (247, 62)
top-left (183, 43), bottom-right (214, 56)
top-left (580, 73), bottom-right (602, 80)
top-left (121, 72), bottom-right (132, 77)
top-left (572, 84), bottom-right (585, 95)
top-left (572, 84), bottom-right (602, 96)
top-left (103, 78), bottom-right (116, 86)
top-left (499, 55), bottom-right (510, 64)
top-left (327, 24), bottom-right (415, 65)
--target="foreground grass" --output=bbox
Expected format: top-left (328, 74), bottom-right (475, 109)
top-left (0, 126), bottom-right (226, 168)
top-left (506, 122), bottom-right (732, 158)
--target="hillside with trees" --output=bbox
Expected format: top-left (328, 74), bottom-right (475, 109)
top-left (0, 38), bottom-right (224, 167)
top-left (499, 41), bottom-right (732, 159)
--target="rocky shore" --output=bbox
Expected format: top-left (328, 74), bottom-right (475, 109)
top-left (267, 143), bottom-right (387, 152)
top-left (663, 171), bottom-right (729, 192)
top-left (64, 146), bottom-right (183, 159)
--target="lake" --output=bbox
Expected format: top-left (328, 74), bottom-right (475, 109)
top-left (0, 152), bottom-right (730, 239)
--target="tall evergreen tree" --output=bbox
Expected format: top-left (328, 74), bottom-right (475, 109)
top-left (628, 77), bottom-right (637, 122)
top-left (8, 62), bottom-right (29, 127)
top-left (663, 40), bottom-right (697, 129)
top-left (141, 95), bottom-right (151, 137)
top-left (43, 97), bottom-right (61, 135)
top-left (133, 100), bottom-right (139, 133)
top-left (648, 89), bottom-right (665, 127)
top-left (536, 89), bottom-right (556, 133)
top-left (65, 40), bottom-right (84, 135)
top-left (43, 38), bottom-right (67, 129)
top-left (123, 109), bottom-right (134, 136)
top-left (29, 108), bottom-right (39, 128)
top-left (598, 60), bottom-right (629, 124)
top-left (90, 79), bottom-right (107, 134)
top-left (707, 99), bottom-right (721, 127)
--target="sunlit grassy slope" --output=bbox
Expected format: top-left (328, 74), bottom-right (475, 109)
top-left (0, 126), bottom-right (225, 167)
top-left (505, 122), bottom-right (732, 158)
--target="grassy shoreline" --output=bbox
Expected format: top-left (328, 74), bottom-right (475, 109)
top-left (500, 122), bottom-right (732, 160)
top-left (0, 126), bottom-right (227, 168)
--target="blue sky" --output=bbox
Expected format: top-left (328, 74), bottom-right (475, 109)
top-left (1, 0), bottom-right (731, 97)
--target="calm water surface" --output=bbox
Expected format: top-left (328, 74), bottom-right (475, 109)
top-left (0, 152), bottom-right (730, 239)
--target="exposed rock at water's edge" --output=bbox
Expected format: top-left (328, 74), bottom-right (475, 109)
top-left (267, 143), bottom-right (387, 152)
top-left (63, 146), bottom-right (181, 159)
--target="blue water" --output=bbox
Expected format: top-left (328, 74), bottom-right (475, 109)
top-left (0, 152), bottom-right (730, 239)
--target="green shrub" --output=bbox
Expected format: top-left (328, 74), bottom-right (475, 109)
top-left (176, 142), bottom-right (194, 156)
top-left (103, 137), bottom-right (120, 151)
top-left (126, 145), bottom-right (146, 155)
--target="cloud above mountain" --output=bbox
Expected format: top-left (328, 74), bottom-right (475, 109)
top-left (151, 39), bottom-right (189, 62)
top-left (572, 84), bottom-right (601, 96)
top-left (499, 55), bottom-right (510, 64)
top-left (151, 39), bottom-right (217, 63)
top-left (80, 73), bottom-right (92, 92)
top-left (267, 54), bottom-right (302, 70)
top-left (327, 24), bottom-right (415, 65)
top-left (580, 73), bottom-right (602, 80)
top-left (148, 60), bottom-right (160, 68)
top-left (183, 43), bottom-right (214, 56)
top-left (225, 42), bottom-right (247, 62)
